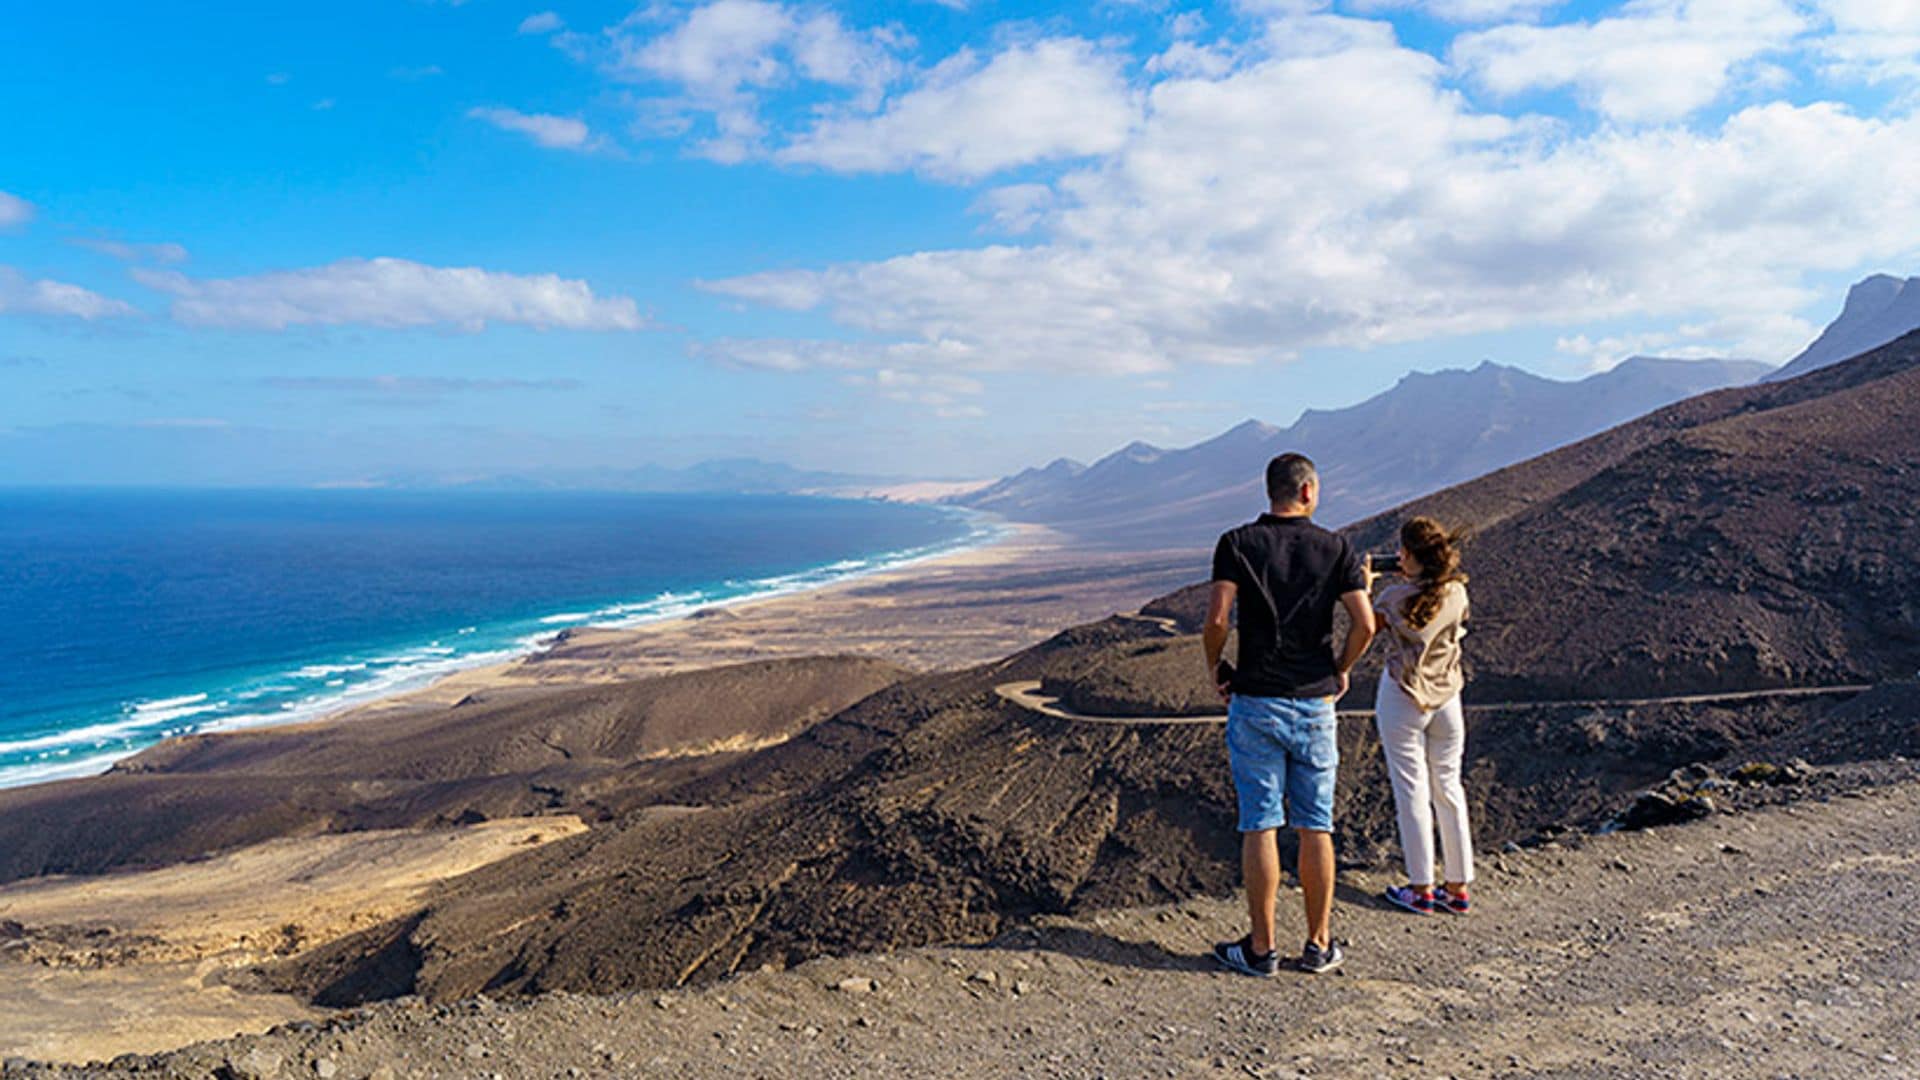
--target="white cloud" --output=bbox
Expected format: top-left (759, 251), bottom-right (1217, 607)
top-left (775, 38), bottom-right (1135, 180)
top-left (518, 11), bottom-right (564, 34)
top-left (845, 368), bottom-right (986, 418)
top-left (620, 0), bottom-right (899, 98)
top-left (0, 191), bottom-right (32, 228)
top-left (468, 105), bottom-right (598, 150)
top-left (1348, 0), bottom-right (1561, 23)
top-left (1451, 0), bottom-right (1811, 122)
top-left (134, 417), bottom-right (230, 429)
top-left (71, 237), bottom-right (190, 264)
top-left (131, 257), bottom-right (647, 332)
top-left (1169, 11), bottom-right (1208, 38)
top-left (1811, 0), bottom-right (1920, 84)
top-left (970, 183), bottom-right (1057, 234)
top-left (1553, 307), bottom-right (1814, 371)
top-left (613, 0), bottom-right (906, 162)
top-left (0, 266), bottom-right (139, 320)
top-left (699, 11), bottom-right (1920, 379)
top-left (1147, 39), bottom-right (1235, 78)
top-left (262, 375), bottom-right (581, 395)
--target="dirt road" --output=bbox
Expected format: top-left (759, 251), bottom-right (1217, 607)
top-left (993, 679), bottom-right (1873, 725)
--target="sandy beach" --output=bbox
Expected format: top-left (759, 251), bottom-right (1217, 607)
top-left (0, 522), bottom-right (1204, 1065)
top-left (325, 522), bottom-right (1204, 719)
top-left (0, 816), bottom-right (588, 1065)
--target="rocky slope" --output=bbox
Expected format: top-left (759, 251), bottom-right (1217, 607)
top-left (0, 657), bottom-right (906, 887)
top-left (20, 769), bottom-right (1920, 1079)
top-left (229, 598), bottom-right (1889, 1009)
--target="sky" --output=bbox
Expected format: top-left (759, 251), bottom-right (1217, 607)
top-left (4, 0), bottom-right (1920, 486)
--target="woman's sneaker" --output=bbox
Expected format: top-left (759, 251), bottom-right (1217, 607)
top-left (1384, 885), bottom-right (1435, 915)
top-left (1212, 935), bottom-right (1278, 977)
top-left (1434, 885), bottom-right (1472, 915)
top-left (1297, 939), bottom-right (1345, 975)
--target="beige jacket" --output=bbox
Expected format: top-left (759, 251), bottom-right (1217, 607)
top-left (1374, 580), bottom-right (1469, 711)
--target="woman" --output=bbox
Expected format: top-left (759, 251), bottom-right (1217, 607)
top-left (1373, 517), bottom-right (1474, 916)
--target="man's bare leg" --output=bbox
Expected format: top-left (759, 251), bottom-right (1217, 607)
top-left (1296, 828), bottom-right (1335, 950)
top-left (1242, 828), bottom-right (1281, 955)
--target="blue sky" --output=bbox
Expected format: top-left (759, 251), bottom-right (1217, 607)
top-left (4, 0), bottom-right (1919, 485)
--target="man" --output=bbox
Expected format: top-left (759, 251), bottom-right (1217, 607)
top-left (1204, 452), bottom-right (1375, 976)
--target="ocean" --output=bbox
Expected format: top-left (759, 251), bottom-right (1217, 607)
top-left (0, 489), bottom-right (998, 789)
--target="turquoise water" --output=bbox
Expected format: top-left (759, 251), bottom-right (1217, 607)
top-left (0, 489), bottom-right (1000, 789)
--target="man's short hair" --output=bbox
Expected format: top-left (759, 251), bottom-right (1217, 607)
top-left (1266, 452), bottom-right (1317, 504)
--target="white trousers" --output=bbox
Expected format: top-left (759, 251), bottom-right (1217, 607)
top-left (1374, 672), bottom-right (1474, 886)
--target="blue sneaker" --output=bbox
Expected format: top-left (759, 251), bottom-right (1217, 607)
top-left (1212, 935), bottom-right (1278, 977)
top-left (1435, 885), bottom-right (1472, 915)
top-left (1384, 885), bottom-right (1435, 915)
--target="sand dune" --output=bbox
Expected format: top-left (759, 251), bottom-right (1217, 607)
top-left (0, 816), bottom-right (585, 1065)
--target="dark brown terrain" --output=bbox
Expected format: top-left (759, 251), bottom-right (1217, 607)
top-left (3, 331), bottom-right (1917, 1060)
top-left (20, 769), bottom-right (1920, 1079)
top-left (0, 657), bottom-right (905, 886)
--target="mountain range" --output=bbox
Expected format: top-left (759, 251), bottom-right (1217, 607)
top-left (956, 356), bottom-right (1770, 547)
top-left (1768, 274), bottom-right (1920, 382)
top-left (1153, 326), bottom-right (1920, 702)
top-left (959, 272), bottom-right (1920, 548)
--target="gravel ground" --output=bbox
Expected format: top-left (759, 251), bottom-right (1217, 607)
top-left (14, 770), bottom-right (1920, 1080)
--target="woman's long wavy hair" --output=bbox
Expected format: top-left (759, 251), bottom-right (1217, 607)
top-left (1400, 517), bottom-right (1468, 630)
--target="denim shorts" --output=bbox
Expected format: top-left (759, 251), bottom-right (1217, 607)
top-left (1226, 694), bottom-right (1339, 833)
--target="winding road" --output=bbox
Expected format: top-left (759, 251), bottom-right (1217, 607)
top-left (992, 679), bottom-right (1874, 726)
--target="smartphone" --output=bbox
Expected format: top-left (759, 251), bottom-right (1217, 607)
top-left (1215, 659), bottom-right (1235, 687)
top-left (1371, 552), bottom-right (1401, 574)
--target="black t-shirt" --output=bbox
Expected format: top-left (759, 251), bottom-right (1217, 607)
top-left (1211, 513), bottom-right (1368, 698)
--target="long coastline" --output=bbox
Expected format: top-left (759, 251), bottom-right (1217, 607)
top-left (261, 519), bottom-right (1207, 728)
top-left (0, 503), bottom-right (1014, 791)
top-left (2, 511), bottom-right (1207, 791)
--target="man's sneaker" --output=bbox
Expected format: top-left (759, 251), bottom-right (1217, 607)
top-left (1434, 885), bottom-right (1472, 915)
top-left (1384, 885), bottom-right (1435, 915)
top-left (1212, 935), bottom-right (1278, 977)
top-left (1297, 939), bottom-right (1344, 975)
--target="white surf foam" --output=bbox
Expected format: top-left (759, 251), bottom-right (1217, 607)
top-left (0, 507), bottom-right (1009, 791)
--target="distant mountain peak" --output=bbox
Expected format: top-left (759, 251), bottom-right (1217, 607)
top-left (1222, 418), bottom-right (1279, 439)
top-left (1769, 271), bottom-right (1920, 382)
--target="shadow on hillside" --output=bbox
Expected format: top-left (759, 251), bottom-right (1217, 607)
top-left (1335, 880), bottom-right (1396, 910)
top-left (989, 925), bottom-right (1210, 973)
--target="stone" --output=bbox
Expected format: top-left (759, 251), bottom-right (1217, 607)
top-left (834, 976), bottom-right (877, 993)
top-left (222, 1047), bottom-right (283, 1080)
